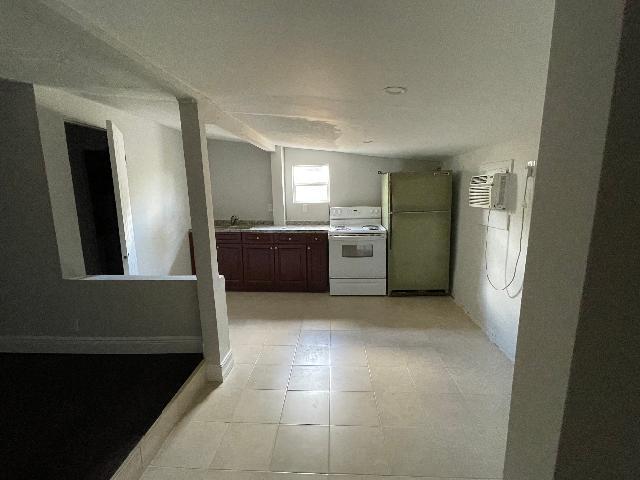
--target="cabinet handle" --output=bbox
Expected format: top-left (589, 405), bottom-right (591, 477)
top-left (256, 236), bottom-right (260, 239)
top-left (314, 237), bottom-right (318, 241)
top-left (307, 246), bottom-right (311, 250)
top-left (270, 247), bottom-right (273, 250)
top-left (216, 246), bottom-right (218, 249)
top-left (274, 246), bottom-right (278, 250)
top-left (288, 237), bottom-right (292, 240)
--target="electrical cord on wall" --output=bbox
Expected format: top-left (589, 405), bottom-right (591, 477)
top-left (484, 175), bottom-right (531, 292)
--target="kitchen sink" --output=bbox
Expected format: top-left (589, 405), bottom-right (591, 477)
top-left (219, 225), bottom-right (245, 229)
top-left (249, 226), bottom-right (288, 230)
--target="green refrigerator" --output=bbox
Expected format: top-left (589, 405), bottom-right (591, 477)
top-left (382, 171), bottom-right (452, 294)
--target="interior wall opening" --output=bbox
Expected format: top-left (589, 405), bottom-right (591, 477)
top-left (64, 121), bottom-right (124, 276)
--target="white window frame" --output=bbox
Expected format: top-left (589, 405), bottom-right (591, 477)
top-left (292, 164), bottom-right (330, 204)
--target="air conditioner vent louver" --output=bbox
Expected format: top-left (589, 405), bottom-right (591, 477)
top-left (468, 172), bottom-right (510, 209)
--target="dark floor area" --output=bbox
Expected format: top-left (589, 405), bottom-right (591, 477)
top-left (0, 353), bottom-right (202, 480)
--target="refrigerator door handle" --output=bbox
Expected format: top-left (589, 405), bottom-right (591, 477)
top-left (388, 212), bottom-right (392, 250)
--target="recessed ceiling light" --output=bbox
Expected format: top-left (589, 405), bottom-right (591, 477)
top-left (384, 86), bottom-right (407, 95)
top-left (363, 139), bottom-right (373, 144)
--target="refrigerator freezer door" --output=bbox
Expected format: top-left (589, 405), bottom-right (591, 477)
top-left (388, 211), bottom-right (451, 292)
top-left (390, 172), bottom-right (451, 212)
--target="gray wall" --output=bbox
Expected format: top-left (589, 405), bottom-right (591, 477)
top-left (284, 147), bottom-right (442, 222)
top-left (35, 86), bottom-right (192, 277)
top-left (444, 139), bottom-right (540, 360)
top-left (206, 143), bottom-right (441, 223)
top-left (0, 79), bottom-right (200, 350)
top-left (504, 0), bottom-right (630, 477)
top-left (553, 4), bottom-right (640, 477)
top-left (208, 139), bottom-right (273, 222)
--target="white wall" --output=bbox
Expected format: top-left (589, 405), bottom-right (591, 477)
top-left (0, 80), bottom-right (200, 351)
top-left (284, 148), bottom-right (442, 221)
top-left (208, 139), bottom-right (273, 221)
top-left (35, 86), bottom-right (192, 276)
top-left (443, 140), bottom-right (538, 360)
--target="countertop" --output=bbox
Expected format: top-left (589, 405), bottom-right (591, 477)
top-left (215, 224), bottom-right (329, 233)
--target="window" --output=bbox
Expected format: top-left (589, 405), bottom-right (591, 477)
top-left (293, 165), bottom-right (330, 203)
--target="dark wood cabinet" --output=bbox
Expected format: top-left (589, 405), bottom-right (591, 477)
top-left (213, 230), bottom-right (328, 292)
top-left (307, 239), bottom-right (329, 292)
top-left (275, 233), bottom-right (308, 244)
top-left (275, 244), bottom-right (307, 291)
top-left (242, 232), bottom-right (274, 244)
top-left (216, 232), bottom-right (242, 243)
top-left (216, 244), bottom-right (244, 290)
top-left (243, 244), bottom-right (276, 290)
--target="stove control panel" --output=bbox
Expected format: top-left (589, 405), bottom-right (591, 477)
top-left (330, 206), bottom-right (381, 220)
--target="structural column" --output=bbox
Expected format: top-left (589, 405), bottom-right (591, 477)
top-left (270, 145), bottom-right (287, 225)
top-left (178, 98), bottom-right (233, 381)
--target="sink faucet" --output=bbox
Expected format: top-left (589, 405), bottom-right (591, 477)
top-left (230, 215), bottom-right (239, 226)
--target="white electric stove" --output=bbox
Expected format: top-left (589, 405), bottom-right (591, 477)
top-left (328, 206), bottom-right (387, 295)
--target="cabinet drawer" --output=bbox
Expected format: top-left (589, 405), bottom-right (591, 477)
top-left (275, 233), bottom-right (308, 244)
top-left (307, 232), bottom-right (328, 244)
top-left (216, 232), bottom-right (242, 243)
top-left (242, 232), bottom-right (274, 244)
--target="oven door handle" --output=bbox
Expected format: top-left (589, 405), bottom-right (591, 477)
top-left (330, 235), bottom-right (386, 239)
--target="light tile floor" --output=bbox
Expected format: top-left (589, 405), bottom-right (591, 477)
top-left (142, 293), bottom-right (513, 480)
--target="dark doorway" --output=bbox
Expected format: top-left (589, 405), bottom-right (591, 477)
top-left (65, 122), bottom-right (124, 275)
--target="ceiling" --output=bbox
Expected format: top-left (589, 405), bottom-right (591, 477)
top-left (2, 0), bottom-right (555, 157)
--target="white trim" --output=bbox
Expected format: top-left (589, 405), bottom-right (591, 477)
top-left (76, 275), bottom-right (196, 281)
top-left (0, 336), bottom-right (203, 354)
top-left (221, 349), bottom-right (234, 379)
top-left (449, 294), bottom-right (516, 362)
top-left (205, 349), bottom-right (234, 382)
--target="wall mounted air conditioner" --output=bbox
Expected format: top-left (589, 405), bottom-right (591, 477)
top-left (469, 172), bottom-right (510, 209)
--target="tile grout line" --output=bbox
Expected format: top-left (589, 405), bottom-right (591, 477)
top-left (328, 328), bottom-right (335, 473)
top-left (270, 326), bottom-right (301, 472)
top-left (364, 341), bottom-right (391, 474)
top-left (175, 305), bottom-right (509, 479)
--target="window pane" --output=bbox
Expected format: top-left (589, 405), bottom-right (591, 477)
top-left (293, 165), bottom-right (329, 185)
top-left (294, 184), bottom-right (329, 203)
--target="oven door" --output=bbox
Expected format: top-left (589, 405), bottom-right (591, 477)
top-left (329, 234), bottom-right (386, 279)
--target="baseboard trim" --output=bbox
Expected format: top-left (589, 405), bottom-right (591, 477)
top-left (449, 294), bottom-right (516, 362)
top-left (205, 349), bottom-right (234, 382)
top-left (0, 335), bottom-right (203, 354)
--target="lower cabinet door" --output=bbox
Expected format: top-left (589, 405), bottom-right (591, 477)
top-left (307, 242), bottom-right (329, 292)
top-left (243, 244), bottom-right (275, 290)
top-left (275, 244), bottom-right (308, 291)
top-left (216, 244), bottom-right (243, 290)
